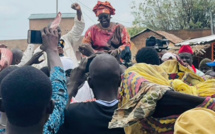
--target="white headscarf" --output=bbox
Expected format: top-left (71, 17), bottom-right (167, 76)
top-left (161, 52), bottom-right (176, 62)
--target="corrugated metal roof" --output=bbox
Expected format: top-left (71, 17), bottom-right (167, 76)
top-left (29, 13), bottom-right (75, 20)
top-left (176, 35), bottom-right (215, 46)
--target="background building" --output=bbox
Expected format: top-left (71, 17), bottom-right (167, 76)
top-left (0, 13), bottom-right (75, 51)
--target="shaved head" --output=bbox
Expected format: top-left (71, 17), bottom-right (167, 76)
top-left (89, 54), bottom-right (120, 80)
top-left (88, 54), bottom-right (121, 99)
top-left (12, 48), bottom-right (23, 65)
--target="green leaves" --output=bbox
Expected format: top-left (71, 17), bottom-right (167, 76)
top-left (131, 0), bottom-right (215, 30)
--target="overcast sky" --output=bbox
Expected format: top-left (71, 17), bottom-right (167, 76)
top-left (0, 0), bottom-right (136, 40)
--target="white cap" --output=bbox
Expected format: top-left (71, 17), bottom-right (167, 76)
top-left (161, 52), bottom-right (176, 61)
top-left (60, 57), bottom-right (74, 71)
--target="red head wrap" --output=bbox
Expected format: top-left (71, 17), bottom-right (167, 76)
top-left (178, 45), bottom-right (193, 54)
top-left (93, 1), bottom-right (115, 17)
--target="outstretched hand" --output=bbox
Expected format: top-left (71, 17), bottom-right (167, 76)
top-left (25, 51), bottom-right (44, 66)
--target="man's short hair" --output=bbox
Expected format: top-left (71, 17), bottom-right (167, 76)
top-left (136, 47), bottom-right (160, 65)
top-left (40, 66), bottom-right (50, 77)
top-left (0, 66), bottom-right (19, 97)
top-left (89, 54), bottom-right (121, 86)
top-left (1, 66), bottom-right (52, 127)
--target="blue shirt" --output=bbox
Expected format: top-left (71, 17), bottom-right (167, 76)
top-left (43, 67), bottom-right (69, 134)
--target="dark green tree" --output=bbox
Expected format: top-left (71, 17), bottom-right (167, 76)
top-left (131, 0), bottom-right (215, 30)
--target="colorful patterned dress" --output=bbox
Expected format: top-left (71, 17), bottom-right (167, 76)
top-left (82, 22), bottom-right (131, 52)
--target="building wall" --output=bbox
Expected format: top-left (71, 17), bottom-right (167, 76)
top-left (0, 18), bottom-right (75, 51)
top-left (131, 31), bottom-right (174, 51)
top-left (166, 29), bottom-right (211, 40)
top-left (0, 39), bottom-right (28, 51)
top-left (30, 18), bottom-right (74, 35)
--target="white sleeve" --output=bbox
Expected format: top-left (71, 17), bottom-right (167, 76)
top-left (61, 15), bottom-right (85, 46)
top-left (31, 46), bottom-right (47, 69)
top-left (17, 44), bottom-right (35, 67)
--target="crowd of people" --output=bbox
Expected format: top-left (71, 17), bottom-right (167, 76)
top-left (1, 1), bottom-right (215, 134)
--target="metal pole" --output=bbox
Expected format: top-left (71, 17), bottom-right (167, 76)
top-left (56, 0), bottom-right (58, 14)
top-left (211, 10), bottom-right (214, 35)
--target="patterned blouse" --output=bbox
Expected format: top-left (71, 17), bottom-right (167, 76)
top-left (43, 67), bottom-right (69, 134)
top-left (0, 128), bottom-right (5, 134)
top-left (82, 22), bottom-right (131, 52)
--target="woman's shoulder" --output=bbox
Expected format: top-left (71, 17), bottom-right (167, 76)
top-left (86, 24), bottom-right (101, 31)
top-left (112, 22), bottom-right (125, 28)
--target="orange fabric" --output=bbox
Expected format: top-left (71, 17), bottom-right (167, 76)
top-left (93, 1), bottom-right (115, 17)
top-left (178, 45), bottom-right (193, 54)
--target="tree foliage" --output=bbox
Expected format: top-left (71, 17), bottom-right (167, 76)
top-left (128, 27), bottom-right (145, 37)
top-left (131, 0), bottom-right (215, 30)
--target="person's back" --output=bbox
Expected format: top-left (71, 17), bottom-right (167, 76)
top-left (59, 101), bottom-right (122, 134)
top-left (58, 54), bottom-right (124, 134)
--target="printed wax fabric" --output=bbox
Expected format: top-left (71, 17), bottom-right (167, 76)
top-left (109, 60), bottom-right (215, 134)
top-left (82, 22), bottom-right (131, 52)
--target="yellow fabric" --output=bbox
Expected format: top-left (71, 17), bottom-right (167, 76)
top-left (174, 108), bottom-right (215, 134)
top-left (126, 60), bottom-right (215, 97)
top-left (113, 60), bottom-right (215, 134)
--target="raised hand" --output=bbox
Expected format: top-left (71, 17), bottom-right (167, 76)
top-left (41, 27), bottom-right (59, 52)
top-left (71, 3), bottom-right (82, 21)
top-left (25, 51), bottom-right (44, 66)
top-left (67, 55), bottom-right (96, 107)
top-left (71, 3), bottom-right (81, 11)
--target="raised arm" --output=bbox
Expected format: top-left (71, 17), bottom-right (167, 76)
top-left (42, 27), bottom-right (68, 134)
top-left (61, 3), bottom-right (85, 47)
top-left (41, 27), bottom-right (63, 69)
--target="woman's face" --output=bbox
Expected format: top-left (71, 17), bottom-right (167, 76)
top-left (98, 13), bottom-right (111, 28)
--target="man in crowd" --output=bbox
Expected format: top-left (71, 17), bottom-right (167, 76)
top-left (11, 48), bottom-right (23, 65)
top-left (0, 66), bottom-right (18, 134)
top-left (199, 58), bottom-right (212, 73)
top-left (0, 27), bottom-right (68, 134)
top-left (19, 3), bottom-right (85, 69)
top-left (135, 47), bottom-right (160, 65)
top-left (178, 45), bottom-right (204, 76)
top-left (58, 54), bottom-right (125, 134)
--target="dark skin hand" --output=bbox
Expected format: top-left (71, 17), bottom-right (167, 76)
top-left (0, 44), bottom-right (7, 48)
top-left (105, 49), bottom-right (119, 57)
top-left (41, 27), bottom-right (63, 69)
top-left (79, 44), bottom-right (95, 57)
top-left (71, 3), bottom-right (82, 21)
top-left (67, 54), bottom-right (96, 107)
top-left (25, 51), bottom-right (44, 66)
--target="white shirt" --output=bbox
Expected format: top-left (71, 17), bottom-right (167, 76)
top-left (18, 15), bottom-right (85, 69)
top-left (74, 81), bottom-right (94, 102)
